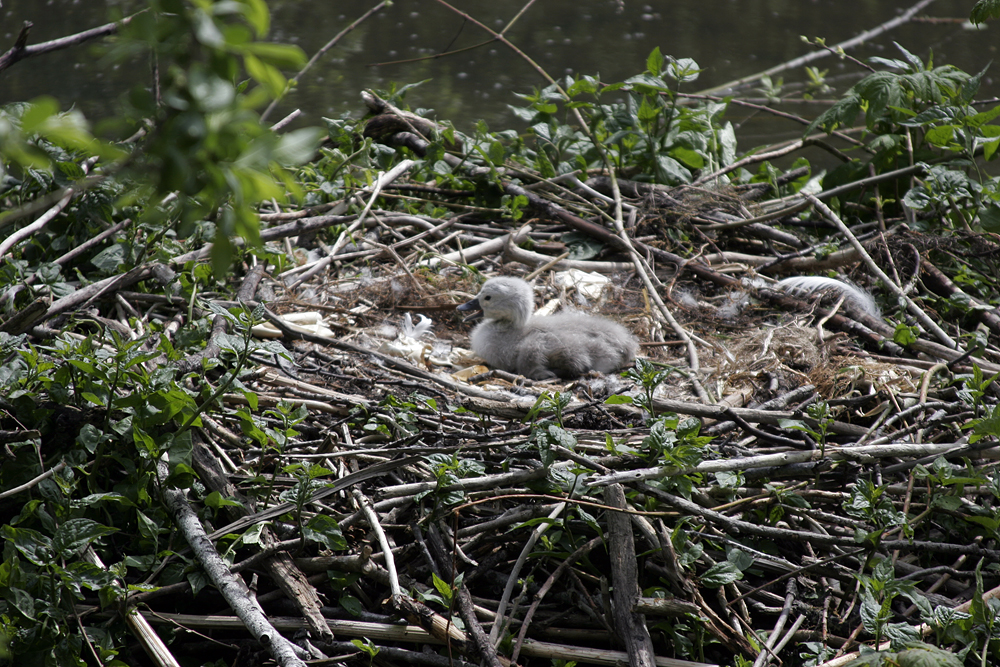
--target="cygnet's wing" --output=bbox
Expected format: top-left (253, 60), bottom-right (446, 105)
top-left (510, 326), bottom-right (572, 380)
top-left (522, 312), bottom-right (638, 377)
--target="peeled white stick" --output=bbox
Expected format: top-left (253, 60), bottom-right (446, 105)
top-left (159, 461), bottom-right (310, 667)
top-left (0, 156), bottom-right (98, 261)
top-left (804, 193), bottom-right (957, 349)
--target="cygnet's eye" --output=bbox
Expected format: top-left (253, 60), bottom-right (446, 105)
top-left (484, 295), bottom-right (491, 301)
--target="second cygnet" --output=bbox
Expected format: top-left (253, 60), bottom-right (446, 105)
top-left (457, 276), bottom-right (638, 380)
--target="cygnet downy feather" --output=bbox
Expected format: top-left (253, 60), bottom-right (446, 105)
top-left (457, 277), bottom-right (638, 380)
top-left (778, 276), bottom-right (881, 318)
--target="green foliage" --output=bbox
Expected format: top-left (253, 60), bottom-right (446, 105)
top-left (424, 570), bottom-right (463, 608)
top-left (418, 453), bottom-right (485, 507)
top-left (698, 548), bottom-right (751, 588)
top-left (752, 483), bottom-right (810, 526)
top-left (844, 479), bottom-right (911, 546)
top-left (843, 641), bottom-right (963, 667)
top-left (964, 403), bottom-right (1000, 443)
top-left (350, 392), bottom-right (439, 441)
top-left (893, 322), bottom-right (919, 346)
top-left (800, 640), bottom-right (838, 666)
top-left (806, 42), bottom-right (1000, 228)
top-left (807, 43), bottom-right (972, 135)
top-left (632, 414), bottom-right (710, 500)
top-left (855, 558), bottom-right (931, 648)
top-left (114, 0), bottom-right (325, 274)
top-left (1, 0), bottom-right (324, 280)
top-left (955, 363), bottom-right (1000, 422)
top-left (525, 390), bottom-right (572, 428)
top-left (778, 399), bottom-right (835, 450)
top-left (618, 357), bottom-right (676, 417)
top-left (939, 463), bottom-right (1000, 542)
top-left (350, 637), bottom-right (380, 664)
top-left (0, 301), bottom-right (296, 662)
top-left (970, 0), bottom-right (1000, 25)
top-left (509, 49), bottom-right (734, 186)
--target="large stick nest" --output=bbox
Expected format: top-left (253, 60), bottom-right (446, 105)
top-left (7, 98), bottom-right (1000, 667)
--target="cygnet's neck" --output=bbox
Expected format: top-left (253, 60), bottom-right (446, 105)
top-left (489, 307), bottom-right (530, 330)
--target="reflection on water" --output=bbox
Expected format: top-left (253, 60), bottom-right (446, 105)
top-left (1, 0), bottom-right (996, 143)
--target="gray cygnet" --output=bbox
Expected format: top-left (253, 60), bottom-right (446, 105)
top-left (458, 277), bottom-right (638, 380)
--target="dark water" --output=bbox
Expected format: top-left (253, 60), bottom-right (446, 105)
top-left (1, 0), bottom-right (997, 147)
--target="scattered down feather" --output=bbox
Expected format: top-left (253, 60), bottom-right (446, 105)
top-left (457, 277), bottom-right (638, 380)
top-left (777, 276), bottom-right (881, 318)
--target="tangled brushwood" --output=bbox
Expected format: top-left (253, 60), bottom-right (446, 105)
top-left (2, 3), bottom-right (1000, 667)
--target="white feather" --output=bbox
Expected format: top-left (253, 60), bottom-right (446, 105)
top-left (777, 276), bottom-right (881, 318)
top-left (402, 313), bottom-right (433, 339)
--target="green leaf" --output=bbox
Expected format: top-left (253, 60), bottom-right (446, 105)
top-left (76, 424), bottom-right (106, 454)
top-left (340, 593), bottom-right (365, 617)
top-left (547, 424), bottom-right (577, 451)
top-left (965, 515), bottom-right (1000, 535)
top-left (193, 9), bottom-right (225, 47)
top-left (238, 0), bottom-right (271, 36)
top-left (243, 42), bottom-right (307, 69)
top-left (637, 96), bottom-right (660, 122)
top-left (244, 53), bottom-right (286, 98)
top-left (646, 47), bottom-right (663, 76)
top-left (204, 491), bottom-right (244, 510)
top-left (166, 463), bottom-right (196, 489)
top-left (727, 548), bottom-right (753, 571)
top-left (670, 146), bottom-right (705, 169)
top-left (274, 128), bottom-right (324, 166)
top-left (655, 154), bottom-right (691, 184)
top-left (895, 643), bottom-right (963, 667)
top-left (967, 403), bottom-right (1000, 442)
top-left (1, 525), bottom-right (53, 566)
top-left (52, 518), bottom-right (117, 558)
top-left (893, 322), bottom-right (918, 346)
top-left (91, 243), bottom-right (128, 273)
top-left (923, 125), bottom-right (955, 147)
top-left (19, 96), bottom-right (60, 134)
top-left (189, 70), bottom-right (237, 111)
top-left (933, 495), bottom-right (963, 511)
top-left (666, 57), bottom-right (701, 83)
top-left (623, 73), bottom-right (671, 94)
top-left (777, 418), bottom-right (808, 432)
top-left (68, 561), bottom-right (116, 591)
top-left (970, 0), bottom-right (1000, 26)
top-left (980, 203), bottom-right (1000, 232)
top-left (699, 560), bottom-right (743, 587)
top-left (884, 621), bottom-right (922, 648)
top-left (304, 514), bottom-right (346, 551)
top-left (604, 394), bottom-right (633, 405)
top-left (243, 389), bottom-right (259, 411)
top-left (718, 121), bottom-right (737, 165)
top-left (967, 103), bottom-right (1000, 128)
top-left (981, 125), bottom-right (1000, 161)
top-left (6, 586), bottom-right (37, 620)
top-left (566, 77), bottom-right (598, 97)
top-left (562, 231), bottom-right (603, 260)
top-left (715, 470), bottom-right (743, 488)
top-left (488, 140), bottom-right (505, 166)
top-left (432, 572), bottom-right (453, 601)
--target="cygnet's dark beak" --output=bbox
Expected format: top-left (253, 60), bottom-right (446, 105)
top-left (457, 297), bottom-right (483, 322)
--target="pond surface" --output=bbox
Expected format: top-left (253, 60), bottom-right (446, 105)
top-left (1, 0), bottom-right (997, 147)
